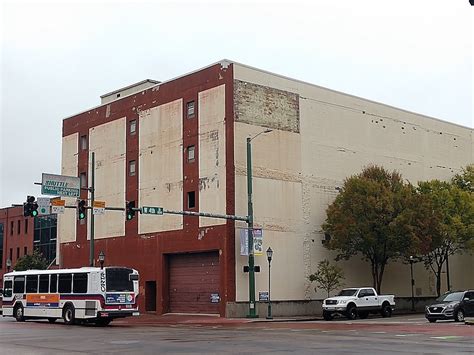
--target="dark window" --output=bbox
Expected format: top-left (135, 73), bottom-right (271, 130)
top-left (187, 101), bottom-right (195, 118)
top-left (50, 274), bottom-right (57, 293)
top-left (129, 160), bottom-right (136, 176)
top-left (10, 221), bottom-right (14, 235)
top-left (3, 280), bottom-right (12, 298)
top-left (39, 274), bottom-right (49, 293)
top-left (130, 120), bottom-right (136, 135)
top-left (16, 247), bottom-right (19, 259)
top-left (73, 273), bottom-right (88, 293)
top-left (58, 274), bottom-right (72, 293)
top-left (26, 275), bottom-right (38, 293)
top-left (33, 215), bottom-right (57, 263)
top-left (106, 268), bottom-right (133, 292)
top-left (0, 223), bottom-right (3, 268)
top-left (24, 247), bottom-right (27, 256)
top-left (80, 135), bottom-right (88, 150)
top-left (187, 191), bottom-right (195, 209)
top-left (9, 248), bottom-right (12, 261)
top-left (363, 289), bottom-right (375, 297)
top-left (187, 145), bottom-right (195, 162)
top-left (25, 219), bottom-right (28, 234)
top-left (13, 276), bottom-right (25, 294)
top-left (17, 220), bottom-right (20, 235)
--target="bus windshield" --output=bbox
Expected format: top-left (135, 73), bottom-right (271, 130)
top-left (106, 268), bottom-right (134, 292)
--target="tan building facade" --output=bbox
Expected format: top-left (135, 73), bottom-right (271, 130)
top-left (59, 60), bottom-right (473, 317)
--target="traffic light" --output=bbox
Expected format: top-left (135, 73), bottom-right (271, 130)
top-left (23, 196), bottom-right (38, 217)
top-left (78, 200), bottom-right (86, 220)
top-left (126, 201), bottom-right (136, 220)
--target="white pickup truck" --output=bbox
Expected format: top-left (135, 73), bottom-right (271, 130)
top-left (322, 287), bottom-right (395, 320)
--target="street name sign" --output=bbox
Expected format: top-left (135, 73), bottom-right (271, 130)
top-left (41, 173), bottom-right (81, 198)
top-left (37, 197), bottom-right (50, 215)
top-left (142, 206), bottom-right (164, 215)
top-left (93, 201), bottom-right (106, 215)
top-left (51, 199), bottom-right (65, 214)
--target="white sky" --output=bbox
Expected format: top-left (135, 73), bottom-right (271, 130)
top-left (0, 0), bottom-right (473, 207)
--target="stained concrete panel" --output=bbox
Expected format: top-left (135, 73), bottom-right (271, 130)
top-left (199, 85), bottom-right (227, 227)
top-left (139, 99), bottom-right (183, 233)
top-left (89, 118), bottom-right (126, 239)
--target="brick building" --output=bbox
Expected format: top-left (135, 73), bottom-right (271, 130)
top-left (58, 60), bottom-right (473, 317)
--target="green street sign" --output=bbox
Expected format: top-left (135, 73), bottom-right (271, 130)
top-left (142, 206), bottom-right (164, 215)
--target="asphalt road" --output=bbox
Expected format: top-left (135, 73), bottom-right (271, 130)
top-left (0, 315), bottom-right (472, 354)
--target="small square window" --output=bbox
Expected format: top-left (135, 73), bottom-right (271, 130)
top-left (129, 160), bottom-right (136, 176)
top-left (80, 173), bottom-right (87, 188)
top-left (187, 101), bottom-right (195, 118)
top-left (187, 145), bottom-right (195, 162)
top-left (130, 120), bottom-right (137, 135)
top-left (187, 191), bottom-right (196, 209)
top-left (80, 135), bottom-right (88, 150)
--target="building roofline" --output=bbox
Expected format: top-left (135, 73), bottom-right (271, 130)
top-left (63, 59), bottom-right (472, 131)
top-left (100, 79), bottom-right (161, 98)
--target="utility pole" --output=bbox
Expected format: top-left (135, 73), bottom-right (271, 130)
top-left (89, 152), bottom-right (95, 267)
top-left (247, 136), bottom-right (257, 318)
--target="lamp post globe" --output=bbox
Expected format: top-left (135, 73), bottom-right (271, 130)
top-left (98, 251), bottom-right (105, 270)
top-left (6, 258), bottom-right (12, 272)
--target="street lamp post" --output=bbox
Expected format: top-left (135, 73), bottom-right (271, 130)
top-left (409, 256), bottom-right (415, 312)
top-left (6, 258), bottom-right (12, 273)
top-left (246, 129), bottom-right (272, 318)
top-left (98, 251), bottom-right (105, 270)
top-left (266, 247), bottom-right (273, 320)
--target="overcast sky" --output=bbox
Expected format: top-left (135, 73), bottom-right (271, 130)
top-left (0, 0), bottom-right (472, 207)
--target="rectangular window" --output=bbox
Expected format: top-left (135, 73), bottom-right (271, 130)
top-left (26, 275), bottom-right (38, 293)
top-left (9, 248), bottom-right (12, 261)
top-left (3, 280), bottom-right (12, 298)
top-left (24, 247), bottom-right (27, 256)
top-left (50, 274), bottom-right (57, 293)
top-left (39, 274), bottom-right (49, 293)
top-left (129, 160), bottom-right (136, 176)
top-left (80, 172), bottom-right (87, 188)
top-left (10, 221), bottom-right (14, 235)
top-left (187, 101), bottom-right (195, 118)
top-left (73, 273), bottom-right (88, 293)
top-left (58, 274), bottom-right (72, 293)
top-left (0, 223), bottom-right (3, 269)
top-left (17, 220), bottom-right (20, 235)
top-left (187, 145), bottom-right (195, 162)
top-left (13, 276), bottom-right (25, 294)
top-left (130, 120), bottom-right (136, 135)
top-left (80, 135), bottom-right (88, 150)
top-left (187, 191), bottom-right (196, 209)
top-left (16, 247), bottom-right (19, 259)
top-left (25, 219), bottom-right (28, 234)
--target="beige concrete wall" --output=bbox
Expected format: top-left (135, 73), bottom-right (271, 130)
top-left (58, 133), bottom-right (78, 262)
top-left (101, 81), bottom-right (158, 104)
top-left (234, 63), bottom-right (473, 301)
top-left (198, 85), bottom-right (227, 227)
top-left (89, 118), bottom-right (126, 239)
top-left (139, 99), bottom-right (183, 234)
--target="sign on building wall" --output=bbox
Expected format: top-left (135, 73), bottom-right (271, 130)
top-left (239, 228), bottom-right (264, 256)
top-left (36, 197), bottom-right (51, 215)
top-left (41, 173), bottom-right (80, 198)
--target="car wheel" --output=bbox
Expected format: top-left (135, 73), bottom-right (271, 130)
top-left (381, 303), bottom-right (392, 318)
top-left (63, 304), bottom-right (76, 325)
top-left (428, 318), bottom-right (436, 323)
top-left (346, 305), bottom-right (357, 320)
top-left (358, 311), bottom-right (369, 319)
top-left (454, 309), bottom-right (465, 322)
top-left (14, 304), bottom-right (25, 322)
top-left (323, 311), bottom-right (333, 321)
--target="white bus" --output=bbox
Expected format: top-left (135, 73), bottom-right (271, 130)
top-left (1, 266), bottom-right (139, 326)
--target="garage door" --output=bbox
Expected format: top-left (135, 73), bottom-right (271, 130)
top-left (169, 252), bottom-right (220, 314)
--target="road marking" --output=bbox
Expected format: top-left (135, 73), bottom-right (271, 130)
top-left (430, 336), bottom-right (463, 340)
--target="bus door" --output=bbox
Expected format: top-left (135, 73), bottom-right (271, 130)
top-left (2, 277), bottom-right (14, 316)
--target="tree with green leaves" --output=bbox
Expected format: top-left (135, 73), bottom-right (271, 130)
top-left (416, 180), bottom-right (474, 296)
top-left (452, 164), bottom-right (474, 193)
top-left (322, 165), bottom-right (416, 294)
top-left (14, 249), bottom-right (49, 271)
top-left (309, 259), bottom-right (345, 298)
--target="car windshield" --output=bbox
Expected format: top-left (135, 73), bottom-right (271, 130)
top-left (337, 289), bottom-right (358, 297)
top-left (435, 292), bottom-right (464, 303)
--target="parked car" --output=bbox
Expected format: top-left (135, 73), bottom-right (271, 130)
top-left (425, 290), bottom-right (474, 323)
top-left (322, 287), bottom-right (395, 320)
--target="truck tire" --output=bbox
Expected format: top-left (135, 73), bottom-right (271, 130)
top-left (323, 311), bottom-right (333, 321)
top-left (381, 303), bottom-right (392, 318)
top-left (63, 304), bottom-right (76, 325)
top-left (346, 305), bottom-right (357, 320)
top-left (14, 304), bottom-right (25, 322)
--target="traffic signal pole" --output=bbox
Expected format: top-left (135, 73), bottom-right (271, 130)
top-left (89, 152), bottom-right (95, 267)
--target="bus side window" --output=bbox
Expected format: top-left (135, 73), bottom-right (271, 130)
top-left (3, 280), bottom-right (12, 298)
top-left (26, 275), bottom-right (38, 293)
top-left (13, 276), bottom-right (25, 294)
top-left (50, 274), bottom-right (58, 293)
top-left (58, 274), bottom-right (72, 293)
top-left (73, 273), bottom-right (88, 293)
top-left (39, 275), bottom-right (49, 293)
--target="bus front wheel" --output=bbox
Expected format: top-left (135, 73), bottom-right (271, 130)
top-left (14, 304), bottom-right (25, 322)
top-left (63, 305), bottom-right (76, 325)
